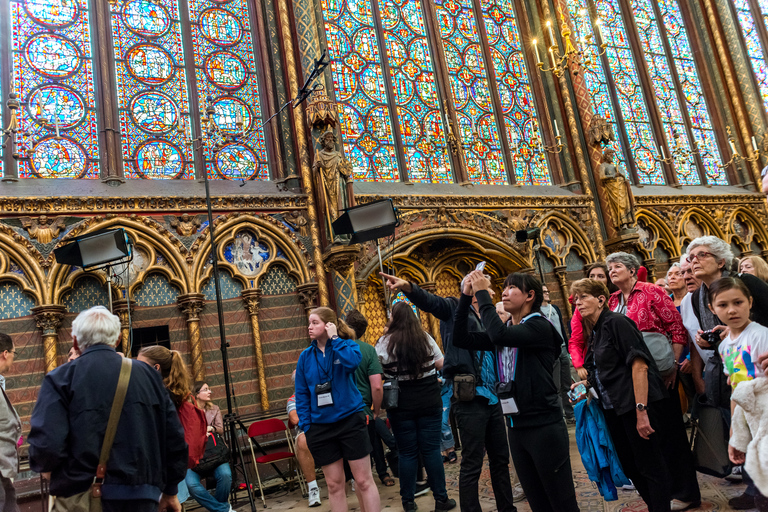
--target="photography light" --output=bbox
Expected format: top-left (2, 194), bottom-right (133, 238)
top-left (515, 227), bottom-right (542, 243)
top-left (54, 228), bottom-right (131, 270)
top-left (332, 199), bottom-right (399, 244)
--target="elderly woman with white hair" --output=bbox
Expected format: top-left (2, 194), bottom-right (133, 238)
top-left (605, 252), bottom-right (701, 511)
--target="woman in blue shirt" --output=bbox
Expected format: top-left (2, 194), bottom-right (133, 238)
top-left (295, 307), bottom-right (381, 512)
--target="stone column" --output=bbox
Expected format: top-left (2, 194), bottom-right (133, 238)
top-left (113, 299), bottom-right (133, 357)
top-left (644, 258), bottom-right (657, 283)
top-left (297, 283), bottom-right (319, 313)
top-left (242, 289), bottom-right (269, 411)
top-left (178, 293), bottom-right (206, 382)
top-left (420, 282), bottom-right (442, 349)
top-left (323, 245), bottom-right (361, 317)
top-left (32, 305), bottom-right (66, 373)
top-left (553, 266), bottom-right (572, 323)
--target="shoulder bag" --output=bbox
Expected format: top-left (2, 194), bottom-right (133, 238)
top-left (50, 358), bottom-right (132, 512)
top-left (194, 415), bottom-right (231, 475)
top-left (382, 377), bottom-right (399, 409)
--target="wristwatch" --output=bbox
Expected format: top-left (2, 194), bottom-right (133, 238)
top-left (636, 403), bottom-right (647, 412)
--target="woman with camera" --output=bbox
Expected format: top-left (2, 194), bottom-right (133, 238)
top-left (294, 307), bottom-right (381, 512)
top-left (570, 279), bottom-right (670, 511)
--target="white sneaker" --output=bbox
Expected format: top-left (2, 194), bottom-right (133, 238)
top-left (308, 486), bottom-right (321, 507)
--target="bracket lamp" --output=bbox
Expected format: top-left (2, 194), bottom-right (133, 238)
top-left (54, 228), bottom-right (131, 270)
top-left (332, 199), bottom-right (399, 245)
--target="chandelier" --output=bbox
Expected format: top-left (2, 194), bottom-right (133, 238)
top-left (534, 8), bottom-right (606, 77)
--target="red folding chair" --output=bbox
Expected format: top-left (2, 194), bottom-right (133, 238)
top-left (247, 418), bottom-right (307, 507)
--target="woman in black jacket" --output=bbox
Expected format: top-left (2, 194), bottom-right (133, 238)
top-left (570, 279), bottom-right (671, 512)
top-left (453, 271), bottom-right (579, 512)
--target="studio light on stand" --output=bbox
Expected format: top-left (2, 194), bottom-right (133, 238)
top-left (332, 199), bottom-right (399, 308)
top-left (516, 227), bottom-right (546, 284)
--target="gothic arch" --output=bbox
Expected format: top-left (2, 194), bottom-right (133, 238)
top-left (726, 207), bottom-right (768, 255)
top-left (635, 210), bottom-right (681, 260)
top-left (0, 227), bottom-right (45, 305)
top-left (676, 208), bottom-right (726, 249)
top-left (50, 217), bottom-right (189, 304)
top-left (536, 211), bottom-right (597, 265)
top-left (190, 214), bottom-right (312, 293)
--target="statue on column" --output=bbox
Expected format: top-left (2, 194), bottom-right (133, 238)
top-left (313, 127), bottom-right (353, 242)
top-left (599, 149), bottom-right (635, 233)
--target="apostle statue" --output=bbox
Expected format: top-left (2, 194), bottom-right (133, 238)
top-left (20, 215), bottom-right (66, 244)
top-left (599, 149), bottom-right (635, 232)
top-left (313, 127), bottom-right (353, 242)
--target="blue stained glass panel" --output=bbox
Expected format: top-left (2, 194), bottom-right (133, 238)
top-left (655, 0), bottom-right (726, 185)
top-left (480, 0), bottom-right (550, 184)
top-left (112, 0), bottom-right (195, 178)
top-left (380, 0), bottom-right (452, 183)
top-left (435, 0), bottom-right (507, 184)
top-left (321, 0), bottom-right (399, 182)
top-left (733, 0), bottom-right (768, 131)
top-left (188, 0), bottom-right (270, 180)
top-left (12, 0), bottom-right (100, 178)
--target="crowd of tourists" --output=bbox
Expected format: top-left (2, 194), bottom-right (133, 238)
top-left (1, 234), bottom-right (768, 512)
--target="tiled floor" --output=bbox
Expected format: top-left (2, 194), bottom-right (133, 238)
top-left (223, 424), bottom-right (752, 512)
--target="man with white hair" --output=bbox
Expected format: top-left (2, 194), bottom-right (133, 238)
top-left (28, 306), bottom-right (188, 512)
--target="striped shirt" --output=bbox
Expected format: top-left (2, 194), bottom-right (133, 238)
top-left (375, 333), bottom-right (443, 381)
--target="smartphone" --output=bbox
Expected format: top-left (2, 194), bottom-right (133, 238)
top-left (567, 383), bottom-right (587, 403)
top-left (475, 261), bottom-right (487, 272)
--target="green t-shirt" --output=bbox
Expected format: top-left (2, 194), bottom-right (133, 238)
top-left (354, 340), bottom-right (383, 414)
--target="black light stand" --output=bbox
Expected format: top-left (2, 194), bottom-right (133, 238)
top-left (516, 227), bottom-right (546, 284)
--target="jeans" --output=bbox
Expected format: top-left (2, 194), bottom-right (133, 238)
top-left (440, 380), bottom-right (455, 452)
top-left (388, 407), bottom-right (448, 505)
top-left (453, 399), bottom-right (516, 512)
top-left (186, 463), bottom-right (232, 512)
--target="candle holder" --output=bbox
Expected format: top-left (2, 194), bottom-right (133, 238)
top-left (181, 95), bottom-right (248, 152)
top-left (718, 126), bottom-right (759, 168)
top-left (1, 93), bottom-right (21, 151)
top-left (533, 8), bottom-right (606, 78)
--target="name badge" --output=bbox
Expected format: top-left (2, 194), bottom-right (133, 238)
top-left (500, 397), bottom-right (518, 415)
top-left (317, 392), bottom-right (334, 407)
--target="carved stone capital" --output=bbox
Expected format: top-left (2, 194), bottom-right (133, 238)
top-left (323, 244), bottom-right (361, 274)
top-left (297, 282), bottom-right (319, 311)
top-left (242, 289), bottom-right (263, 316)
top-left (604, 232), bottom-right (640, 255)
top-left (178, 293), bottom-right (205, 321)
top-left (553, 265), bottom-right (568, 284)
top-left (31, 305), bottom-right (66, 335)
top-left (644, 258), bottom-right (657, 282)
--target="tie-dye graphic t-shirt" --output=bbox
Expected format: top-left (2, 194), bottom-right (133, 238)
top-left (718, 321), bottom-right (768, 388)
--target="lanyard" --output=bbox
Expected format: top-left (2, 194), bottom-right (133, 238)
top-left (314, 343), bottom-right (334, 383)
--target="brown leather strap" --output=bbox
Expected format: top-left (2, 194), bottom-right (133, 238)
top-left (92, 358), bottom-right (132, 497)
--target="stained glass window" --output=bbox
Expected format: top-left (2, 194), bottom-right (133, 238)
top-left (320, 0), bottom-right (399, 182)
top-left (733, 0), bottom-right (768, 119)
top-left (112, 0), bottom-right (194, 179)
top-left (653, 0), bottom-right (726, 185)
top-left (187, 0), bottom-right (270, 180)
top-left (380, 0), bottom-right (451, 183)
top-left (434, 0), bottom-right (506, 184)
top-left (11, 0), bottom-right (100, 178)
top-left (480, 0), bottom-right (550, 185)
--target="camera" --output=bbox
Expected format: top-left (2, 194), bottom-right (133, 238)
top-left (701, 328), bottom-right (724, 345)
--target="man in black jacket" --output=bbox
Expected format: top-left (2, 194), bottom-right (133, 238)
top-left (381, 272), bottom-right (516, 512)
top-left (28, 306), bottom-right (187, 512)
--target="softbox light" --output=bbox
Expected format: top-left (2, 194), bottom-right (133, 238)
top-left (515, 227), bottom-right (542, 243)
top-left (54, 228), bottom-right (131, 269)
top-left (332, 199), bottom-right (398, 244)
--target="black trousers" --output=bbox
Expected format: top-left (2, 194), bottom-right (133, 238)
top-left (602, 405), bottom-right (671, 512)
top-left (369, 416), bottom-right (397, 478)
top-left (453, 398), bottom-right (516, 512)
top-left (658, 376), bottom-right (701, 502)
top-left (506, 420), bottom-right (579, 512)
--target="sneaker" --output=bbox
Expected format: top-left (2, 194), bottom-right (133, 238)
top-left (308, 486), bottom-right (321, 507)
top-left (621, 481), bottom-right (636, 491)
top-left (228, 506), bottom-right (235, 512)
top-left (414, 482), bottom-right (430, 497)
top-left (512, 483), bottom-right (526, 503)
top-left (351, 479), bottom-right (355, 493)
top-left (670, 499), bottom-right (701, 511)
top-left (403, 502), bottom-right (417, 512)
top-left (448, 451), bottom-right (457, 464)
top-left (434, 498), bottom-right (457, 511)
top-left (729, 492), bottom-right (756, 510)
top-left (725, 465), bottom-right (743, 482)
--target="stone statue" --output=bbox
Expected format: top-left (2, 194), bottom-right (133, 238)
top-left (170, 213), bottom-right (201, 236)
top-left (20, 215), bottom-right (66, 244)
top-left (284, 211), bottom-right (309, 238)
top-left (313, 128), bottom-right (353, 240)
top-left (599, 149), bottom-right (635, 232)
top-left (588, 115), bottom-right (614, 147)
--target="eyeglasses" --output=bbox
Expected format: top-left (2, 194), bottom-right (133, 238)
top-left (686, 251), bottom-right (717, 263)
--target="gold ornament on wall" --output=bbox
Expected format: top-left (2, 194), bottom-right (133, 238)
top-left (20, 215), bottom-right (67, 244)
top-left (169, 213), bottom-right (202, 237)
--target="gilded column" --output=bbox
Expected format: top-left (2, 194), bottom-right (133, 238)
top-left (540, 2), bottom-right (607, 258)
top-left (420, 282), bottom-right (442, 349)
top-left (274, 0), bottom-right (329, 306)
top-left (242, 289), bottom-right (269, 411)
top-left (702, 0), bottom-right (762, 187)
top-left (32, 305), bottom-right (66, 373)
top-left (113, 299), bottom-right (133, 357)
top-left (643, 258), bottom-right (657, 283)
top-left (355, 280), bottom-right (368, 319)
top-left (178, 293), bottom-right (206, 382)
top-left (323, 245), bottom-right (361, 317)
top-left (553, 266), bottom-right (572, 323)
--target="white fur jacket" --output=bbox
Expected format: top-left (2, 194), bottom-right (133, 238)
top-left (729, 377), bottom-right (768, 496)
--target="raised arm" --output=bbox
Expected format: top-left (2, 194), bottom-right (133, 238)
top-left (380, 272), bottom-right (456, 321)
top-left (476, 290), bottom-right (562, 349)
top-left (451, 292), bottom-right (495, 351)
top-left (330, 337), bottom-right (362, 371)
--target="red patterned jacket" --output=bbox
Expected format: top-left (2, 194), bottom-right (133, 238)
top-left (607, 281), bottom-right (687, 347)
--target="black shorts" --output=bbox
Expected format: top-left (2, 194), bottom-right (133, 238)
top-left (305, 411), bottom-right (372, 467)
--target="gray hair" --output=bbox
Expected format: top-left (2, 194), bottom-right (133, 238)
top-left (679, 254), bottom-right (688, 266)
top-left (606, 252), bottom-right (641, 275)
top-left (687, 235), bottom-right (734, 269)
top-left (71, 306), bottom-right (121, 349)
top-left (666, 262), bottom-right (681, 278)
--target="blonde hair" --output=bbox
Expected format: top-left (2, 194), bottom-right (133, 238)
top-left (139, 345), bottom-right (191, 405)
top-left (309, 306), bottom-right (356, 339)
top-left (739, 256), bottom-right (768, 282)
